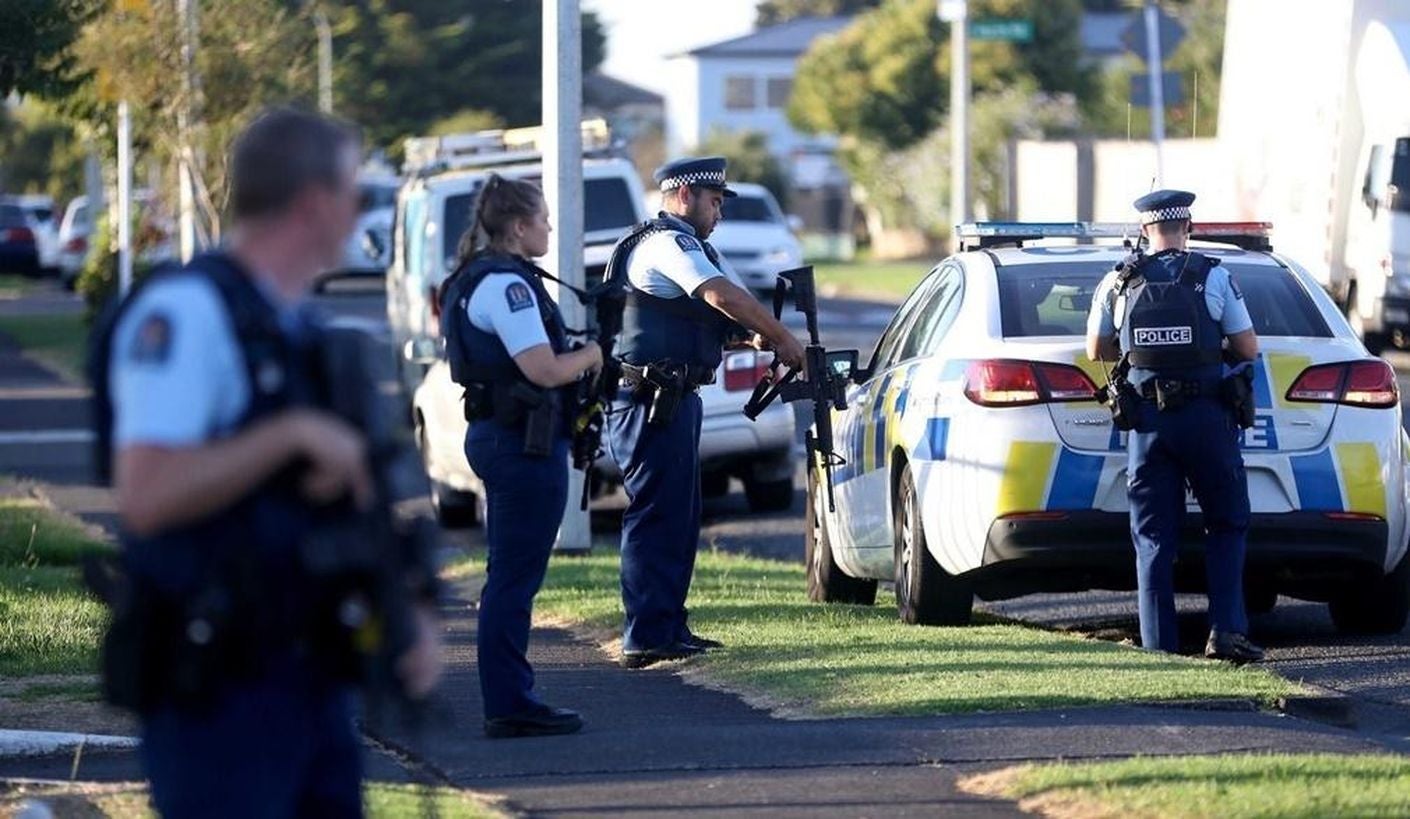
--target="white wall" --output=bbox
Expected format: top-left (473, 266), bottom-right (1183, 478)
top-left (1014, 142), bottom-right (1080, 221)
top-left (663, 57), bottom-right (701, 157)
top-left (665, 53), bottom-right (833, 157)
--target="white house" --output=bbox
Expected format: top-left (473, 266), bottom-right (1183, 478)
top-left (663, 16), bottom-right (853, 158)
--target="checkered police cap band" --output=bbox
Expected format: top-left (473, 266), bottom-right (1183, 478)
top-left (1140, 206), bottom-right (1192, 225)
top-left (660, 170), bottom-right (727, 191)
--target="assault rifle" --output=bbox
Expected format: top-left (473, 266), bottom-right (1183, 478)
top-left (568, 277), bottom-right (628, 509)
top-left (743, 266), bottom-right (859, 512)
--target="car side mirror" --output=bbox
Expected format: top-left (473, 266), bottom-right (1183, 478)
top-left (362, 228), bottom-right (386, 261)
top-left (786, 214), bottom-right (805, 233)
top-left (825, 349), bottom-right (860, 382)
top-left (403, 337), bottom-right (440, 365)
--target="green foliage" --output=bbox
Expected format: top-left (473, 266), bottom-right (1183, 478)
top-left (427, 109), bottom-right (506, 137)
top-left (0, 100), bottom-right (87, 204)
top-left (332, 1), bottom-right (607, 147)
top-left (75, 214), bottom-right (160, 320)
top-left (756, 0), bottom-right (882, 26)
top-left (0, 0), bottom-right (98, 99)
top-left (696, 129), bottom-right (790, 208)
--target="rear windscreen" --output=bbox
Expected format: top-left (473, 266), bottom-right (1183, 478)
top-left (722, 196), bottom-right (777, 223)
top-left (996, 261), bottom-right (1333, 338)
top-left (441, 177), bottom-right (637, 261)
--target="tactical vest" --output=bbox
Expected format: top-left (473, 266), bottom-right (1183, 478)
top-left (441, 253), bottom-right (571, 424)
top-left (91, 252), bottom-right (323, 709)
top-left (1113, 250), bottom-right (1224, 383)
top-left (610, 216), bottom-right (733, 371)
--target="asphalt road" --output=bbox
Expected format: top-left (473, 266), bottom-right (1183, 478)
top-left (4, 278), bottom-right (1410, 749)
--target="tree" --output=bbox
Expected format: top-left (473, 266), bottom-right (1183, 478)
top-left (331, 1), bottom-right (607, 147)
top-left (0, 101), bottom-right (87, 203)
top-left (0, 0), bottom-right (97, 99)
top-left (696, 129), bottom-right (789, 207)
top-left (756, 0), bottom-right (880, 26)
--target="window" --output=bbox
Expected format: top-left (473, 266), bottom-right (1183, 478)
top-left (721, 194), bottom-right (780, 223)
top-left (867, 267), bottom-right (943, 373)
top-left (359, 183), bottom-right (398, 214)
top-left (442, 189), bottom-right (480, 266)
top-left (584, 178), bottom-right (639, 234)
top-left (766, 77), bottom-right (793, 109)
top-left (725, 76), bottom-right (757, 111)
top-left (904, 265), bottom-right (965, 357)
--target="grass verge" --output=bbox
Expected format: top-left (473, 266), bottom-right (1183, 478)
top-left (1, 782), bottom-right (503, 818)
top-left (0, 496), bottom-right (110, 677)
top-left (455, 548), bottom-right (1297, 717)
top-left (0, 312), bottom-right (87, 380)
top-left (812, 259), bottom-right (932, 302)
top-left (0, 273), bottom-right (38, 298)
top-left (960, 753), bottom-right (1410, 818)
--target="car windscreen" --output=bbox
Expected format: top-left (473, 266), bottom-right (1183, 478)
top-left (442, 177), bottom-right (638, 261)
top-left (359, 184), bottom-right (398, 213)
top-left (996, 260), bottom-right (1333, 338)
top-left (26, 206), bottom-right (54, 222)
top-left (721, 195), bottom-right (776, 223)
top-left (0, 205), bottom-right (25, 227)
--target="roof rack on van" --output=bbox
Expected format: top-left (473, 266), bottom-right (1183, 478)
top-left (402, 119), bottom-right (617, 176)
top-left (954, 221), bottom-right (1274, 252)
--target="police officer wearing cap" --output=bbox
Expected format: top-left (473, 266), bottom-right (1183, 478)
top-left (1086, 189), bottom-right (1265, 664)
top-left (606, 157), bottom-right (806, 668)
top-left (440, 174), bottom-right (603, 737)
top-left (105, 108), bottom-right (442, 816)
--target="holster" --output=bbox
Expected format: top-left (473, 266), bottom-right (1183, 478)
top-left (462, 380), bottom-right (557, 456)
top-left (1096, 378), bottom-right (1141, 432)
top-left (622, 362), bottom-right (694, 427)
top-left (1221, 368), bottom-right (1257, 429)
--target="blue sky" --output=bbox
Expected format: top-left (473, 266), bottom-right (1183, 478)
top-left (585, 0), bottom-right (758, 94)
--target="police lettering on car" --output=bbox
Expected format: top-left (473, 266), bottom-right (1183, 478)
top-left (440, 174), bottom-right (603, 738)
top-left (1086, 189), bottom-right (1265, 663)
top-left (604, 157), bottom-right (806, 668)
top-left (101, 108), bottom-right (443, 818)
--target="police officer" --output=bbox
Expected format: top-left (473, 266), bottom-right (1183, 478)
top-left (1086, 189), bottom-right (1264, 663)
top-left (107, 109), bottom-right (442, 817)
top-left (441, 174), bottom-right (602, 737)
top-left (607, 157), bottom-right (806, 668)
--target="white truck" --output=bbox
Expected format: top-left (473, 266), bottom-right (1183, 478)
top-left (1220, 0), bottom-right (1410, 353)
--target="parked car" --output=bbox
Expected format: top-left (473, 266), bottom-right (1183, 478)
top-left (687, 182), bottom-right (804, 295)
top-left (0, 202), bottom-right (39, 275)
top-left (807, 221), bottom-right (1410, 637)
top-left (7, 195), bottom-right (60, 274)
top-left (329, 175), bottom-right (400, 285)
top-left (57, 195), bottom-right (93, 288)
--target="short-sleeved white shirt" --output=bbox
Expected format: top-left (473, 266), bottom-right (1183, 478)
top-left (465, 271), bottom-right (551, 356)
top-left (1086, 258), bottom-right (1254, 341)
top-left (625, 215), bottom-right (744, 299)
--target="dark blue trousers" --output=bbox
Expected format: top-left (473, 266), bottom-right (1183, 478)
top-left (607, 391), bottom-right (704, 652)
top-left (141, 658), bottom-right (362, 819)
top-left (466, 421), bottom-right (568, 719)
top-left (1127, 397), bottom-right (1251, 652)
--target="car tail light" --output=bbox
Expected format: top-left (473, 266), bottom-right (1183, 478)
top-left (723, 350), bottom-right (771, 392)
top-left (1, 227), bottom-right (35, 244)
top-left (963, 360), bottom-right (1097, 407)
top-left (64, 236), bottom-right (87, 253)
top-left (1287, 360), bottom-right (1398, 408)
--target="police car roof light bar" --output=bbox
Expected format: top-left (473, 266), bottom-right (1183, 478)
top-left (954, 221), bottom-right (1274, 252)
top-left (402, 119), bottom-right (616, 176)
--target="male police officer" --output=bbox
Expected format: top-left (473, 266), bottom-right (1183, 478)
top-left (108, 109), bottom-right (441, 816)
top-left (1085, 189), bottom-right (1264, 664)
top-left (607, 157), bottom-right (806, 668)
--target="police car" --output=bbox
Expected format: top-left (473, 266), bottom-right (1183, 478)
top-left (807, 222), bottom-right (1410, 636)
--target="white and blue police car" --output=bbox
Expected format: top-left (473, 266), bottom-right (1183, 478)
top-left (807, 221), bottom-right (1410, 635)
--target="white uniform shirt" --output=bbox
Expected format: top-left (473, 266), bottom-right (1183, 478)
top-left (625, 215), bottom-right (744, 299)
top-left (110, 276), bottom-right (253, 446)
top-left (465, 271), bottom-right (551, 356)
top-left (1086, 261), bottom-right (1254, 340)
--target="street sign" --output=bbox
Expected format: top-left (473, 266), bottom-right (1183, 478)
top-left (1121, 9), bottom-right (1185, 59)
top-left (1130, 72), bottom-right (1184, 107)
top-left (969, 19), bottom-right (1033, 42)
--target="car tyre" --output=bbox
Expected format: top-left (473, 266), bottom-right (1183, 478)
top-left (417, 415), bottom-right (480, 529)
top-left (805, 467), bottom-right (876, 605)
top-left (1245, 582), bottom-right (1278, 616)
top-left (702, 471), bottom-right (730, 499)
top-left (894, 463), bottom-right (972, 626)
top-left (744, 476), bottom-right (794, 513)
top-left (1329, 551), bottom-right (1410, 635)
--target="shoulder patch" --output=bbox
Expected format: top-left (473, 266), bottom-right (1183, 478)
top-left (504, 281), bottom-right (535, 313)
top-left (674, 234), bottom-right (702, 253)
top-left (128, 312), bottom-right (173, 364)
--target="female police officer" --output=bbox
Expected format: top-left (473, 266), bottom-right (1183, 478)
top-left (440, 175), bottom-right (602, 737)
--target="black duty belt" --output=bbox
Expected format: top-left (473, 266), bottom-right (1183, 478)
top-left (620, 361), bottom-right (716, 393)
top-left (1138, 378), bottom-right (1221, 401)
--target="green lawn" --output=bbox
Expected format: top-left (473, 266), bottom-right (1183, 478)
top-left (812, 260), bottom-right (932, 302)
top-left (0, 273), bottom-right (38, 298)
top-left (0, 497), bottom-right (110, 677)
top-left (963, 754), bottom-right (1410, 818)
top-left (0, 312), bottom-right (87, 380)
top-left (477, 549), bottom-right (1297, 717)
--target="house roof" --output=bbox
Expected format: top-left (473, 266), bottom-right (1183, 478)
top-left (680, 16), bottom-right (854, 59)
top-left (583, 72), bottom-right (663, 109)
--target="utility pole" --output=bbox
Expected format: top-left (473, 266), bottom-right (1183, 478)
top-left (117, 101), bottom-right (133, 298)
top-left (939, 0), bottom-right (969, 227)
top-left (543, 0), bottom-right (590, 553)
top-left (314, 7), bottom-right (333, 115)
top-left (176, 0), bottom-right (202, 261)
top-left (1143, 0), bottom-right (1166, 185)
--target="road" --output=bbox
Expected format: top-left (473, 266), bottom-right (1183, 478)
top-left (3, 278), bottom-right (1410, 748)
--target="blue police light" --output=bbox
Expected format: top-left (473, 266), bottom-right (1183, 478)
top-left (954, 221), bottom-right (1273, 251)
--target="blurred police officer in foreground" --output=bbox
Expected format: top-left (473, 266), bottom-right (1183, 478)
top-left (440, 175), bottom-right (602, 737)
top-left (1085, 189), bottom-right (1264, 663)
top-left (606, 157), bottom-right (805, 668)
top-left (106, 108), bottom-right (442, 816)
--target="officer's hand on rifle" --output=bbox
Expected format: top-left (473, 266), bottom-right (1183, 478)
top-left (397, 603), bottom-right (444, 700)
top-left (772, 333), bottom-right (807, 373)
top-left (290, 410), bottom-right (374, 510)
top-left (582, 341), bottom-right (604, 376)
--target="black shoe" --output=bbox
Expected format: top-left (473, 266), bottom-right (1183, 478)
top-left (619, 642), bottom-right (704, 669)
top-left (680, 631), bottom-right (724, 651)
top-left (1205, 631), bottom-right (1265, 664)
top-left (484, 704), bottom-right (584, 739)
